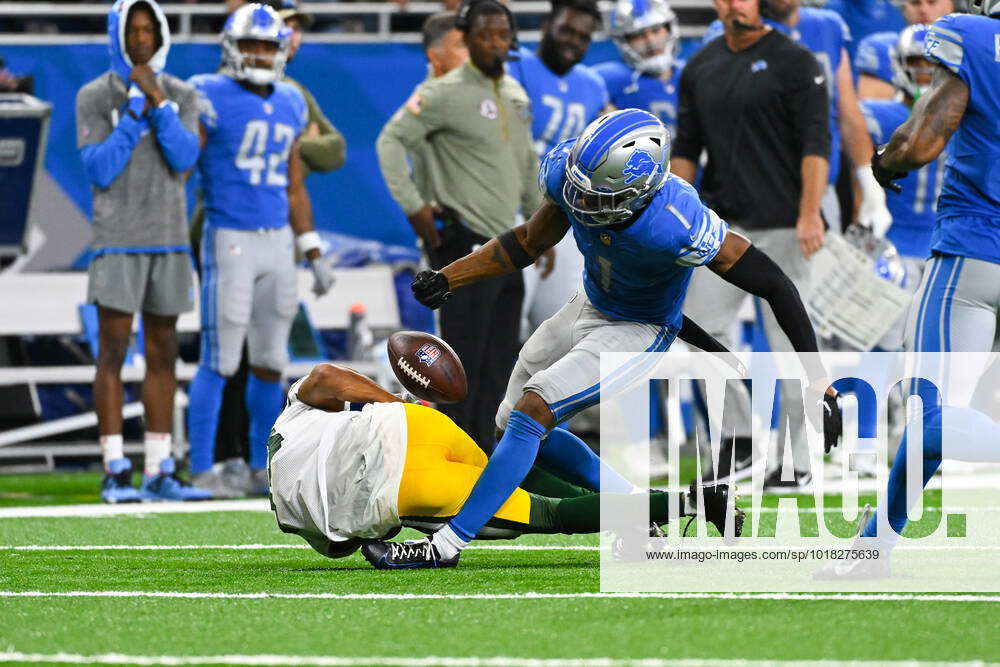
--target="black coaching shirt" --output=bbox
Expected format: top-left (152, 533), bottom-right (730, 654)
top-left (673, 30), bottom-right (830, 231)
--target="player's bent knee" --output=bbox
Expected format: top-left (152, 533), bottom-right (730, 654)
top-left (514, 391), bottom-right (554, 429)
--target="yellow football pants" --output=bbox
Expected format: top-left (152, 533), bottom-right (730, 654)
top-left (397, 403), bottom-right (531, 524)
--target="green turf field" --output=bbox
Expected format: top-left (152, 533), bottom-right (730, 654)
top-left (1, 472), bottom-right (998, 666)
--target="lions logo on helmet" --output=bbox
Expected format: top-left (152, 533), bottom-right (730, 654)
top-left (891, 24), bottom-right (933, 100)
top-left (562, 109), bottom-right (670, 227)
top-left (221, 3), bottom-right (291, 86)
top-left (610, 0), bottom-right (679, 77)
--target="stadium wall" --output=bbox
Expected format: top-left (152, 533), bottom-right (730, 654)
top-left (1, 39), bottom-right (695, 262)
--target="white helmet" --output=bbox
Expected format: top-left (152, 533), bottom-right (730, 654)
top-left (610, 0), bottom-right (679, 77)
top-left (563, 109), bottom-right (671, 227)
top-left (891, 24), bottom-right (933, 100)
top-left (221, 3), bottom-right (290, 86)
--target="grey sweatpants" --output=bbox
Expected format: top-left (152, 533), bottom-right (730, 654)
top-left (682, 226), bottom-right (816, 470)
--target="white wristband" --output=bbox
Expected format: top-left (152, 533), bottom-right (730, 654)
top-left (296, 231), bottom-right (322, 256)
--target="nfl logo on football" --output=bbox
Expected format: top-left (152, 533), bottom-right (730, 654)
top-left (415, 342), bottom-right (441, 367)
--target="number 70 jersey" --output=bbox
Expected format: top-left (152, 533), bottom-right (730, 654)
top-left (189, 74), bottom-right (308, 231)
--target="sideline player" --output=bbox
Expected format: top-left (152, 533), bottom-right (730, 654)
top-left (77, 0), bottom-right (208, 502)
top-left (594, 0), bottom-right (683, 137)
top-left (508, 0), bottom-right (607, 333)
top-left (186, 4), bottom-right (334, 496)
top-left (268, 361), bottom-right (739, 567)
top-left (823, 4), bottom-right (1000, 578)
top-left (860, 24), bottom-right (946, 349)
top-left (375, 109), bottom-right (843, 568)
top-left (853, 0), bottom-right (953, 101)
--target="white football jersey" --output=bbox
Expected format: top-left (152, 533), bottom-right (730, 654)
top-left (268, 379), bottom-right (408, 548)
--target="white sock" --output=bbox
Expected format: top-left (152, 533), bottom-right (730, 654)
top-left (431, 524), bottom-right (469, 560)
top-left (144, 432), bottom-right (172, 476)
top-left (100, 434), bottom-right (124, 469)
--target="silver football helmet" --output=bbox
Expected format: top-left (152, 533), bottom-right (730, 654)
top-left (610, 0), bottom-right (679, 77)
top-left (970, 0), bottom-right (1000, 16)
top-left (891, 24), bottom-right (933, 100)
top-left (563, 109), bottom-right (671, 227)
top-left (221, 3), bottom-right (290, 85)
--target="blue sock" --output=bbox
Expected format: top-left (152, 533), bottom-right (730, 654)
top-left (863, 407), bottom-right (943, 539)
top-left (246, 374), bottom-right (284, 471)
top-left (448, 410), bottom-right (547, 542)
top-left (539, 427), bottom-right (635, 493)
top-left (187, 365), bottom-right (226, 475)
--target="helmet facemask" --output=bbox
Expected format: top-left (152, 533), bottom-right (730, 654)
top-left (611, 0), bottom-right (679, 77)
top-left (221, 4), bottom-right (290, 85)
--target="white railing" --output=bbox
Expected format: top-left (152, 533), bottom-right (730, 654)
top-left (0, 1), bottom-right (716, 43)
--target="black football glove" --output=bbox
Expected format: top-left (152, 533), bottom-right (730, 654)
top-left (872, 144), bottom-right (904, 194)
top-left (821, 391), bottom-right (843, 454)
top-left (411, 269), bottom-right (452, 309)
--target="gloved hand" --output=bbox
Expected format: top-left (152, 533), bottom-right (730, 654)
top-left (856, 164), bottom-right (893, 238)
top-left (871, 145), bottom-right (904, 195)
top-left (309, 258), bottom-right (335, 297)
top-left (820, 391), bottom-right (843, 454)
top-left (411, 269), bottom-right (452, 309)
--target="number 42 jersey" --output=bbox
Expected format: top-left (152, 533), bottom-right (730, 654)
top-left (189, 74), bottom-right (308, 230)
top-left (539, 139), bottom-right (729, 328)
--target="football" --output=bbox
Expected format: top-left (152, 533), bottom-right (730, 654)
top-left (387, 331), bottom-right (468, 404)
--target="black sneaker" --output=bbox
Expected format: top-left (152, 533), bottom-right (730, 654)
top-left (701, 437), bottom-right (755, 484)
top-left (762, 467), bottom-right (813, 493)
top-left (362, 538), bottom-right (459, 570)
top-left (688, 480), bottom-right (745, 539)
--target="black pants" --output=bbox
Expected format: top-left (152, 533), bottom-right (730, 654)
top-left (427, 223), bottom-right (524, 454)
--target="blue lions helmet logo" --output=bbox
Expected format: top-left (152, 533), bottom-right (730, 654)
top-left (622, 149), bottom-right (658, 185)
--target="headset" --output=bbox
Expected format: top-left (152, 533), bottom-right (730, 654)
top-left (455, 0), bottom-right (521, 55)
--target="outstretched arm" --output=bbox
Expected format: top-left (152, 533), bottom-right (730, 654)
top-left (412, 201), bottom-right (570, 308)
top-left (707, 232), bottom-right (818, 356)
top-left (297, 363), bottom-right (402, 411)
top-left (880, 65), bottom-right (968, 172)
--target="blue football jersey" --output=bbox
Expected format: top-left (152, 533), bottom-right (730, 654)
top-left (855, 31), bottom-right (898, 84)
top-left (861, 99), bottom-right (946, 258)
top-left (703, 10), bottom-right (849, 183)
top-left (508, 49), bottom-right (609, 158)
top-left (592, 61), bottom-right (684, 139)
top-left (189, 74), bottom-right (308, 231)
top-left (824, 0), bottom-right (905, 60)
top-left (924, 13), bottom-right (1000, 263)
top-left (539, 139), bottom-right (728, 327)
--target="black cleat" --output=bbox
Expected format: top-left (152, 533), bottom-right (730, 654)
top-left (688, 480), bottom-right (745, 540)
top-left (701, 437), bottom-right (755, 484)
top-left (362, 538), bottom-right (459, 570)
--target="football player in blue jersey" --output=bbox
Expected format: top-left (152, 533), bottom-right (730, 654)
top-left (185, 4), bottom-right (335, 497)
top-left (853, 0), bottom-right (953, 101)
top-left (703, 0), bottom-right (891, 234)
top-left (508, 0), bottom-right (609, 334)
top-left (594, 0), bottom-right (683, 137)
top-left (821, 2), bottom-right (1000, 579)
top-left (362, 109), bottom-right (844, 568)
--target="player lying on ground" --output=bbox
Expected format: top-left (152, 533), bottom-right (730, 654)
top-left (266, 362), bottom-right (741, 566)
top-left (381, 109), bottom-right (843, 569)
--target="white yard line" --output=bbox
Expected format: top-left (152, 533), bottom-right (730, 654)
top-left (0, 652), bottom-right (991, 667)
top-left (0, 499), bottom-right (271, 519)
top-left (2, 590), bottom-right (1000, 603)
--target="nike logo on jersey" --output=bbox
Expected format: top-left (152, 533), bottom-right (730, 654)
top-left (814, 75), bottom-right (825, 85)
top-left (751, 60), bottom-right (768, 73)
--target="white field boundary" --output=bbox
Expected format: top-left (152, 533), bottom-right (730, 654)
top-left (4, 543), bottom-right (1000, 552)
top-left (1, 651), bottom-right (995, 667)
top-left (3, 590), bottom-right (1000, 603)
